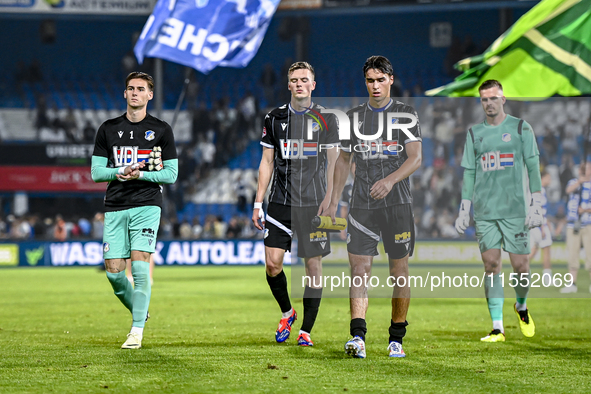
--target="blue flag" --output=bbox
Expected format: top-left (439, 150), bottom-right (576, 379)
top-left (134, 0), bottom-right (280, 74)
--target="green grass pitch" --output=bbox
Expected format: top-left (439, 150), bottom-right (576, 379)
top-left (1, 266), bottom-right (590, 393)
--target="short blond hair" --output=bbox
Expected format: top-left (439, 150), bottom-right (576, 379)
top-left (287, 62), bottom-right (315, 78)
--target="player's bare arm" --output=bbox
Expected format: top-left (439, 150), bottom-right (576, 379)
top-left (370, 141), bottom-right (422, 200)
top-left (327, 150), bottom-right (352, 223)
top-left (252, 147), bottom-right (274, 230)
top-left (317, 146), bottom-right (339, 216)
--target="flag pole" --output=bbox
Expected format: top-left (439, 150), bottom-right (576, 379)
top-left (154, 58), bottom-right (163, 119)
top-left (171, 67), bottom-right (192, 130)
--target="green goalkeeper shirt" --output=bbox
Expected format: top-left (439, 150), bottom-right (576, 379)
top-left (461, 114), bottom-right (539, 221)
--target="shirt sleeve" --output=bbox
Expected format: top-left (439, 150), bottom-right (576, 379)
top-left (160, 122), bottom-right (178, 161)
top-left (91, 155), bottom-right (118, 182)
top-left (401, 105), bottom-right (422, 144)
top-left (521, 120), bottom-right (540, 159)
top-left (322, 112), bottom-right (341, 145)
top-left (260, 113), bottom-right (274, 149)
top-left (140, 159), bottom-right (178, 184)
top-left (460, 129), bottom-right (476, 169)
top-left (92, 123), bottom-right (108, 158)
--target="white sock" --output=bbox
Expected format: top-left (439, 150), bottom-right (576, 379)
top-left (543, 269), bottom-right (552, 276)
top-left (492, 320), bottom-right (504, 332)
top-left (299, 330), bottom-right (309, 336)
top-left (130, 326), bottom-right (144, 336)
top-left (515, 302), bottom-right (527, 312)
top-left (282, 308), bottom-right (293, 319)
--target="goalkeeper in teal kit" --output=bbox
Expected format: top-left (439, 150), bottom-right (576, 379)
top-left (455, 80), bottom-right (542, 342)
top-left (91, 72), bottom-right (178, 349)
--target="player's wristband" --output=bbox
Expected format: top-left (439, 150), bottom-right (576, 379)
top-left (139, 171), bottom-right (145, 179)
top-left (118, 167), bottom-right (126, 175)
top-left (532, 192), bottom-right (542, 206)
top-left (254, 202), bottom-right (263, 210)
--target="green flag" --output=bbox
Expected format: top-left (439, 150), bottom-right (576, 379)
top-left (426, 0), bottom-right (591, 98)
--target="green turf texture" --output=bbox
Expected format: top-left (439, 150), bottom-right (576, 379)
top-left (1, 266), bottom-right (590, 393)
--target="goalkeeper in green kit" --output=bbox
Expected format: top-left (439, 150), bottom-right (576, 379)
top-left (91, 72), bottom-right (178, 349)
top-left (455, 80), bottom-right (542, 342)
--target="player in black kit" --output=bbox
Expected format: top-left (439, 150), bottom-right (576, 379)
top-left (252, 62), bottom-right (339, 346)
top-left (91, 71), bottom-right (178, 349)
top-left (327, 56), bottom-right (422, 358)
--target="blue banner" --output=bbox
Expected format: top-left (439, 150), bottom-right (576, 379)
top-left (1, 240), bottom-right (275, 267)
top-left (134, 0), bottom-right (280, 74)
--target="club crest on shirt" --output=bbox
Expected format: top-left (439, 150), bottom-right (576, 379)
top-left (264, 228), bottom-right (269, 239)
top-left (145, 130), bottom-right (155, 141)
top-left (502, 133), bottom-right (511, 142)
top-left (103, 242), bottom-right (110, 253)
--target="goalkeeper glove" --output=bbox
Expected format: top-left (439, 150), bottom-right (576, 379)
top-left (148, 146), bottom-right (163, 171)
top-left (455, 199), bottom-right (472, 234)
top-left (526, 193), bottom-right (543, 229)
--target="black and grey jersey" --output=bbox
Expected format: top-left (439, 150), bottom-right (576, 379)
top-left (261, 102), bottom-right (340, 207)
top-left (92, 113), bottom-right (177, 212)
top-left (342, 99), bottom-right (422, 209)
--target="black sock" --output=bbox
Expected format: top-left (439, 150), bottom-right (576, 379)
top-left (301, 286), bottom-right (322, 333)
top-left (266, 270), bottom-right (292, 313)
top-left (389, 320), bottom-right (409, 344)
top-left (350, 318), bottom-right (367, 341)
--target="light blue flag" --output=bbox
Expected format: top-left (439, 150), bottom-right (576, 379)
top-left (134, 0), bottom-right (280, 74)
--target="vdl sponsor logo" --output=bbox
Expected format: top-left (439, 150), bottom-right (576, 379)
top-left (112, 146), bottom-right (152, 167)
top-left (480, 151), bottom-right (514, 172)
top-left (279, 139), bottom-right (318, 159)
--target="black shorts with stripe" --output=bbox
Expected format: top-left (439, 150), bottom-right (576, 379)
top-left (264, 202), bottom-right (331, 259)
top-left (347, 204), bottom-right (414, 260)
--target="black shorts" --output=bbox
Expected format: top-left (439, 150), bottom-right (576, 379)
top-left (347, 204), bottom-right (414, 260)
top-left (264, 202), bottom-right (331, 259)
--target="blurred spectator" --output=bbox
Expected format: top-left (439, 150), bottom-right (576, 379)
top-left (9, 216), bottom-right (32, 239)
top-left (179, 220), bottom-right (192, 239)
top-left (235, 175), bottom-right (251, 214)
top-left (226, 217), bottom-right (243, 239)
top-left (198, 135), bottom-right (216, 176)
top-left (0, 216), bottom-right (7, 238)
top-left (260, 63), bottom-right (277, 105)
top-left (214, 216), bottom-right (227, 238)
top-left (78, 217), bottom-right (92, 237)
top-left (192, 101), bottom-right (212, 143)
top-left (92, 213), bottom-right (104, 239)
top-left (83, 120), bottom-right (96, 143)
top-left (53, 215), bottom-right (67, 241)
top-left (191, 217), bottom-right (203, 239)
top-left (63, 108), bottom-right (78, 142)
top-left (202, 215), bottom-right (217, 239)
top-left (35, 95), bottom-right (51, 131)
top-left (559, 155), bottom-right (575, 200)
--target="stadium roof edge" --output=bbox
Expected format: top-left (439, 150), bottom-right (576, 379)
top-left (277, 0), bottom-right (538, 16)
